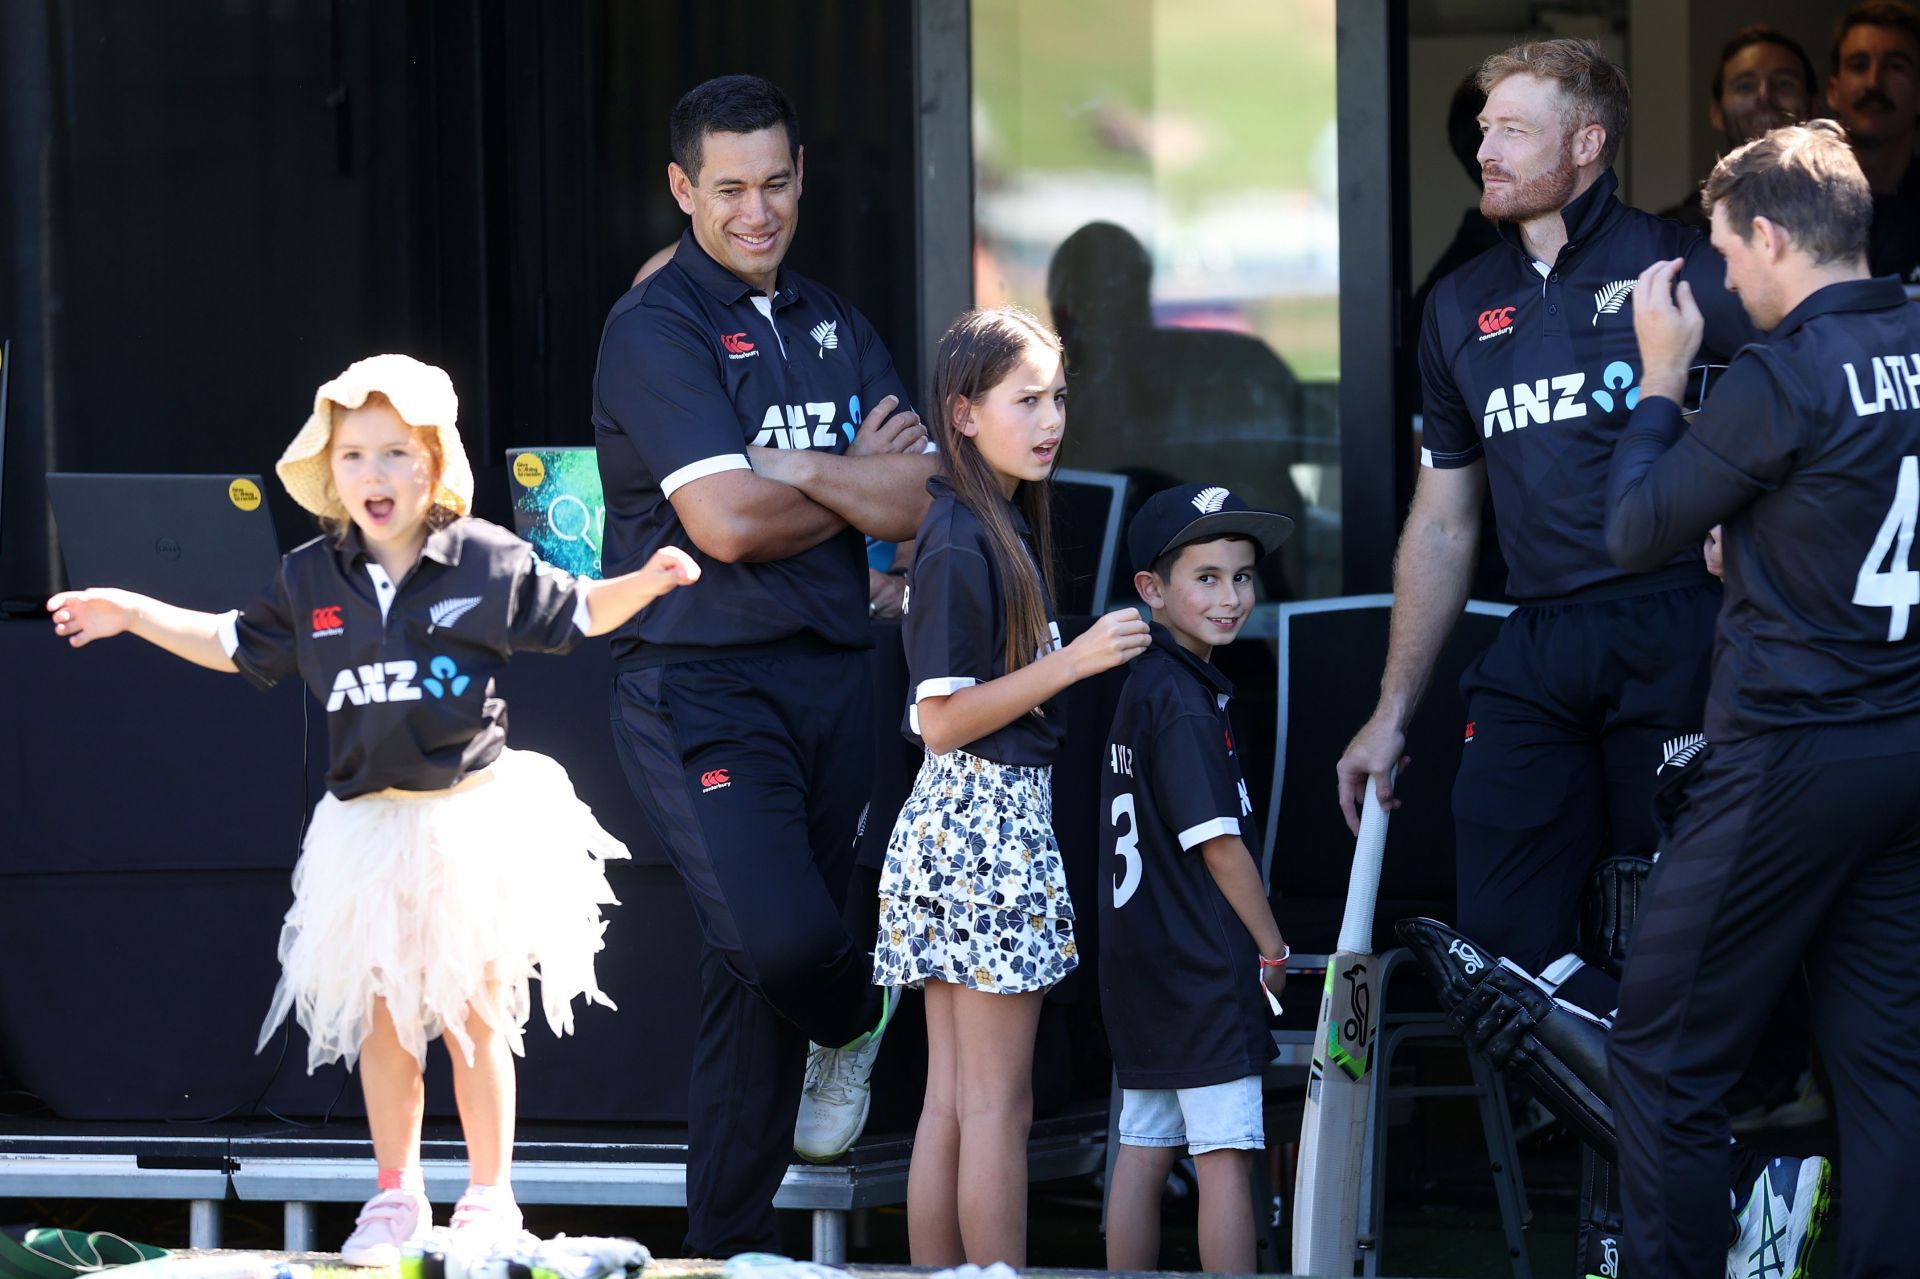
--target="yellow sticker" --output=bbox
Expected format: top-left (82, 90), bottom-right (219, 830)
top-left (513, 453), bottom-right (547, 488)
top-left (228, 478), bottom-right (262, 511)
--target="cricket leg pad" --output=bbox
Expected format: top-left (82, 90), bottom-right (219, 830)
top-left (1579, 855), bottom-right (1654, 981)
top-left (1574, 1146), bottom-right (1628, 1279)
top-left (1395, 916), bottom-right (1497, 1012)
top-left (1456, 959), bottom-right (1617, 1162)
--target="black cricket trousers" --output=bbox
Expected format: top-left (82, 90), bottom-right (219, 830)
top-left (1452, 580), bottom-right (1720, 1014)
top-left (1611, 716), bottom-right (1920, 1279)
top-left (611, 647), bottom-right (882, 1256)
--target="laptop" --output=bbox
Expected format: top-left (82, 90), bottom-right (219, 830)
top-left (46, 473), bottom-right (282, 613)
top-left (505, 446), bottom-right (605, 579)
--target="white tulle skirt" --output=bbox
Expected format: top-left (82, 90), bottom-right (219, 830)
top-left (257, 747), bottom-right (629, 1072)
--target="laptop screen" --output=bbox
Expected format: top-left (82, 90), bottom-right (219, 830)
top-left (505, 447), bottom-right (605, 579)
top-left (46, 473), bottom-right (282, 613)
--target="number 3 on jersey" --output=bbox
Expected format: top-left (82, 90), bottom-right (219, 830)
top-left (1111, 792), bottom-right (1142, 908)
top-left (1854, 455), bottom-right (1920, 642)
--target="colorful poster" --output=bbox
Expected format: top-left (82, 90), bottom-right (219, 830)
top-left (507, 447), bottom-right (606, 579)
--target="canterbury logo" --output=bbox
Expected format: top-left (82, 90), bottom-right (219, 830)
top-left (1478, 306), bottom-right (1516, 335)
top-left (428, 596), bottom-right (483, 632)
top-left (720, 332), bottom-right (756, 356)
top-left (700, 768), bottom-right (731, 793)
top-left (1592, 279), bottom-right (1636, 326)
top-left (1659, 732), bottom-right (1708, 775)
top-left (1190, 486), bottom-right (1230, 515)
top-left (310, 605), bottom-right (344, 636)
top-left (810, 320), bottom-right (838, 356)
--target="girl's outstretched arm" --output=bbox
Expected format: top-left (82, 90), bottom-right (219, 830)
top-left (47, 589), bottom-right (239, 673)
top-left (578, 545), bottom-right (702, 637)
top-left (916, 607), bottom-right (1150, 756)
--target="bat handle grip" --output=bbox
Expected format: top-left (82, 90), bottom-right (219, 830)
top-left (1336, 771), bottom-right (1393, 954)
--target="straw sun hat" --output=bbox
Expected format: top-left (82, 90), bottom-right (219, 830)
top-left (275, 353), bottom-right (475, 519)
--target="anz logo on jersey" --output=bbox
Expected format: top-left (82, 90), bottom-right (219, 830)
top-left (327, 660), bottom-right (422, 710)
top-left (326, 656), bottom-right (472, 711)
top-left (1480, 361), bottom-right (1642, 438)
top-left (751, 394), bottom-right (864, 450)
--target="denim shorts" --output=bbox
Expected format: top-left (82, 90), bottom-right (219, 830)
top-left (1117, 1074), bottom-right (1264, 1153)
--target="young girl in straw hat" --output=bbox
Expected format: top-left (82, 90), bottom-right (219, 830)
top-left (47, 354), bottom-right (698, 1264)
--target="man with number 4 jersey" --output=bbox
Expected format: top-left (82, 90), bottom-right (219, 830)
top-left (1607, 120), bottom-right (1920, 1278)
top-left (1098, 484), bottom-right (1293, 1276)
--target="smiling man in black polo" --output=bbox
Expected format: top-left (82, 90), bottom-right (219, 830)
top-left (592, 74), bottom-right (935, 1256)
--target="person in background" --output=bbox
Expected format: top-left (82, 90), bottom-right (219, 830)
top-left (1657, 26), bottom-right (1817, 231)
top-left (1828, 0), bottom-right (1920, 281)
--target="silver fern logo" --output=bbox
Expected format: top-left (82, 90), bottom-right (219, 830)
top-left (1190, 486), bottom-right (1230, 515)
top-left (428, 595), bottom-right (483, 632)
top-left (810, 320), bottom-right (838, 358)
top-left (1658, 732), bottom-right (1707, 775)
top-left (1592, 279), bottom-right (1636, 326)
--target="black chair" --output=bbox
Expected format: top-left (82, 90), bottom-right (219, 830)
top-left (1259, 595), bottom-right (1532, 1278)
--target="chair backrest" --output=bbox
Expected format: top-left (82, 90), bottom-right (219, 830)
top-left (1261, 595), bottom-right (1511, 954)
top-left (1050, 468), bottom-right (1129, 616)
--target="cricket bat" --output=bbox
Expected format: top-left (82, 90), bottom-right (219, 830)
top-left (1291, 777), bottom-right (1392, 1276)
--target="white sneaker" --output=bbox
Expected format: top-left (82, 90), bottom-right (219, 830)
top-left (339, 1187), bottom-right (433, 1267)
top-left (1727, 1155), bottom-right (1830, 1279)
top-left (793, 989), bottom-right (895, 1163)
top-left (448, 1183), bottom-right (528, 1253)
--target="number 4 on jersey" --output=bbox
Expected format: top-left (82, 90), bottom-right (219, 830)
top-left (1854, 455), bottom-right (1920, 642)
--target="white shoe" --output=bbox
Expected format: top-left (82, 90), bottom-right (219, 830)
top-left (1727, 1156), bottom-right (1830, 1279)
top-left (339, 1187), bottom-right (433, 1267)
top-left (793, 989), bottom-right (895, 1162)
top-left (448, 1183), bottom-right (528, 1253)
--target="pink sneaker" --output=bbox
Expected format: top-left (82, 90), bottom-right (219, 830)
top-left (339, 1187), bottom-right (433, 1267)
top-left (449, 1184), bottom-right (525, 1251)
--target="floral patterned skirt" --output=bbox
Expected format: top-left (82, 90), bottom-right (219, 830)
top-left (873, 748), bottom-right (1077, 994)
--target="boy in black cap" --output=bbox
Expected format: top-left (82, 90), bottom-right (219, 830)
top-left (1099, 483), bottom-right (1294, 1274)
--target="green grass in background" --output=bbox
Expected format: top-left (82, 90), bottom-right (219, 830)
top-left (971, 0), bottom-right (1336, 196)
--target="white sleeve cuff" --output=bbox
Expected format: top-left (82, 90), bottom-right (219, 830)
top-left (571, 593), bottom-right (594, 634)
top-left (216, 609), bottom-right (241, 658)
top-left (1420, 447), bottom-right (1435, 468)
top-left (1177, 816), bottom-right (1241, 851)
top-left (660, 453), bottom-right (751, 498)
top-left (915, 676), bottom-right (978, 702)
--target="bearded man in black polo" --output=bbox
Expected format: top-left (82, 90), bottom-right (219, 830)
top-left (1331, 37), bottom-right (1833, 1275)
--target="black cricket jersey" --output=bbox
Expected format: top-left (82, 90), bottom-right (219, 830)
top-left (592, 228), bottom-right (913, 663)
top-left (1608, 277), bottom-right (1920, 740)
top-left (221, 518), bottom-right (589, 800)
top-left (1420, 169), bottom-right (1762, 600)
top-left (899, 476), bottom-right (1064, 768)
top-left (1098, 624), bottom-right (1270, 1090)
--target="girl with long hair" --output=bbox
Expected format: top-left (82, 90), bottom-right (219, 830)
top-left (873, 308), bottom-right (1151, 1264)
